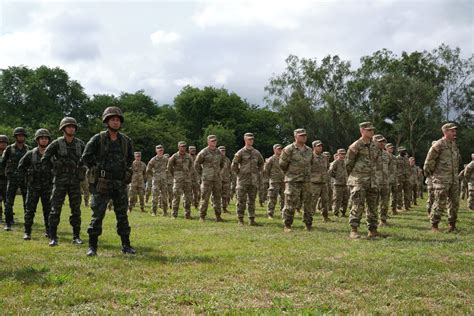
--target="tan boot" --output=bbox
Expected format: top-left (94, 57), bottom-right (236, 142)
top-left (431, 223), bottom-right (440, 232)
top-left (350, 227), bottom-right (360, 239)
top-left (367, 229), bottom-right (380, 238)
top-left (249, 218), bottom-right (257, 226)
top-left (216, 214), bottom-right (223, 222)
top-left (447, 223), bottom-right (457, 233)
top-left (238, 218), bottom-right (244, 226)
top-left (284, 225), bottom-right (292, 233)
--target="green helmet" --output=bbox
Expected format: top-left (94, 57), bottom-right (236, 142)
top-left (35, 128), bottom-right (51, 141)
top-left (13, 127), bottom-right (27, 137)
top-left (0, 135), bottom-right (8, 143)
top-left (102, 106), bottom-right (124, 123)
top-left (59, 117), bottom-right (78, 131)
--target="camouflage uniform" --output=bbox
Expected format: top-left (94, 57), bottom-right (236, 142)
top-left (395, 150), bottom-right (411, 210)
top-left (81, 177), bottom-right (90, 207)
top-left (425, 175), bottom-right (434, 215)
top-left (195, 139), bottom-right (224, 220)
top-left (146, 150), bottom-right (168, 216)
top-left (417, 166), bottom-right (424, 198)
top-left (329, 150), bottom-right (348, 216)
top-left (0, 139), bottom-right (7, 222)
top-left (464, 160), bottom-right (474, 210)
top-left (145, 178), bottom-right (152, 204)
top-left (259, 171), bottom-right (269, 206)
top-left (18, 130), bottom-right (53, 238)
top-left (189, 146), bottom-right (201, 209)
top-left (346, 123), bottom-right (380, 234)
top-left (279, 130), bottom-right (313, 229)
top-left (2, 136), bottom-right (29, 228)
top-left (264, 149), bottom-right (285, 218)
top-left (385, 144), bottom-right (398, 215)
top-left (409, 162), bottom-right (419, 206)
top-left (311, 141), bottom-right (330, 221)
top-left (168, 144), bottom-right (194, 218)
top-left (231, 134), bottom-right (264, 224)
top-left (423, 124), bottom-right (460, 230)
top-left (458, 169), bottom-right (467, 201)
top-left (43, 132), bottom-right (85, 242)
top-left (321, 151), bottom-right (332, 216)
top-left (219, 146), bottom-right (232, 214)
top-left (128, 155), bottom-right (147, 212)
top-left (373, 135), bottom-right (390, 223)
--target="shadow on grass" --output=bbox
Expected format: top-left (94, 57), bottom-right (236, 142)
top-left (0, 266), bottom-right (49, 284)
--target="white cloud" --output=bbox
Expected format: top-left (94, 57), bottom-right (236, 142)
top-left (173, 77), bottom-right (203, 87)
top-left (150, 30), bottom-right (181, 45)
top-left (213, 68), bottom-right (233, 85)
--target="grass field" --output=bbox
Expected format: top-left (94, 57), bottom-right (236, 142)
top-left (1, 196), bottom-right (473, 314)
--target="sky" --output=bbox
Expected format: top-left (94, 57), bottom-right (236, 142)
top-left (0, 0), bottom-right (472, 106)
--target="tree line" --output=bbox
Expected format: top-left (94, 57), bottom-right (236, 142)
top-left (0, 44), bottom-right (472, 164)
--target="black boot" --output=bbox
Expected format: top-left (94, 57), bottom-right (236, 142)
top-left (120, 235), bottom-right (136, 255)
top-left (49, 226), bottom-right (58, 246)
top-left (72, 226), bottom-right (83, 245)
top-left (24, 226), bottom-right (32, 240)
top-left (86, 235), bottom-right (98, 256)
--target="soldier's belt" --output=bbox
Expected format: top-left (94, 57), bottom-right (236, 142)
top-left (99, 169), bottom-right (125, 180)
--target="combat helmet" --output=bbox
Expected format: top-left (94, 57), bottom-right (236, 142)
top-left (102, 106), bottom-right (124, 123)
top-left (13, 127), bottom-right (27, 137)
top-left (34, 128), bottom-right (51, 141)
top-left (59, 117), bottom-right (78, 131)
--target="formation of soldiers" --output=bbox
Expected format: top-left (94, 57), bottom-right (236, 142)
top-left (1, 110), bottom-right (472, 255)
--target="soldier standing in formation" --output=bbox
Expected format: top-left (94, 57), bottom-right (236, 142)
top-left (232, 133), bottom-right (264, 226)
top-left (168, 142), bottom-right (193, 219)
top-left (128, 152), bottom-right (147, 213)
top-left (80, 171), bottom-right (90, 207)
top-left (18, 129), bottom-right (53, 240)
top-left (279, 129), bottom-right (313, 232)
top-left (42, 117), bottom-right (85, 246)
top-left (82, 106), bottom-right (135, 256)
top-left (423, 123), bottom-right (460, 232)
top-left (409, 157), bottom-right (418, 206)
top-left (464, 154), bottom-right (474, 210)
top-left (322, 151), bottom-right (332, 219)
top-left (2, 127), bottom-right (29, 231)
top-left (346, 122), bottom-right (382, 239)
top-left (219, 146), bottom-right (232, 214)
top-left (396, 147), bottom-right (411, 211)
top-left (311, 140), bottom-right (331, 223)
top-left (329, 149), bottom-right (349, 217)
top-left (384, 143), bottom-right (398, 216)
top-left (146, 145), bottom-right (168, 216)
top-left (0, 135), bottom-right (9, 223)
top-left (373, 135), bottom-right (390, 226)
top-left (188, 146), bottom-right (201, 210)
top-left (264, 144), bottom-right (285, 219)
top-left (164, 153), bottom-right (173, 208)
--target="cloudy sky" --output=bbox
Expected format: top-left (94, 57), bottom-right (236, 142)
top-left (0, 0), bottom-right (472, 105)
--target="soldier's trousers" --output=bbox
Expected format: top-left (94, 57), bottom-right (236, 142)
top-left (87, 180), bottom-right (131, 237)
top-left (145, 179), bottom-right (152, 203)
top-left (152, 178), bottom-right (168, 214)
top-left (191, 181), bottom-right (201, 209)
top-left (24, 183), bottom-right (52, 234)
top-left (167, 183), bottom-right (173, 207)
top-left (426, 187), bottom-right (434, 214)
top-left (0, 180), bottom-right (6, 220)
top-left (48, 177), bottom-right (82, 238)
top-left (431, 183), bottom-right (459, 225)
top-left (468, 184), bottom-right (474, 210)
top-left (259, 181), bottom-right (269, 204)
top-left (283, 181), bottom-right (313, 227)
top-left (327, 183), bottom-right (333, 211)
top-left (172, 181), bottom-right (192, 217)
top-left (332, 185), bottom-right (349, 215)
top-left (221, 181), bottom-right (231, 211)
top-left (389, 182), bottom-right (398, 212)
top-left (4, 175), bottom-right (27, 225)
top-left (129, 184), bottom-right (145, 210)
top-left (312, 182), bottom-right (328, 217)
top-left (396, 180), bottom-right (411, 210)
top-left (377, 184), bottom-right (390, 221)
top-left (411, 183), bottom-right (418, 205)
top-left (200, 180), bottom-right (222, 218)
top-left (81, 179), bottom-right (90, 207)
top-left (267, 181), bottom-right (284, 216)
top-left (236, 184), bottom-right (257, 219)
top-left (349, 185), bottom-right (379, 231)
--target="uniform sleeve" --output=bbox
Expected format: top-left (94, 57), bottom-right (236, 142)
top-left (17, 151), bottom-right (32, 175)
top-left (423, 146), bottom-right (440, 177)
top-left (257, 151), bottom-right (264, 172)
top-left (146, 160), bottom-right (154, 176)
top-left (81, 135), bottom-right (100, 168)
top-left (328, 161), bottom-right (337, 178)
top-left (167, 155), bottom-right (175, 176)
top-left (42, 141), bottom-right (58, 169)
top-left (231, 151), bottom-right (241, 174)
top-left (464, 163), bottom-right (473, 180)
top-left (345, 143), bottom-right (358, 176)
top-left (263, 157), bottom-right (272, 178)
top-left (194, 151), bottom-right (204, 176)
top-left (1, 147), bottom-right (9, 173)
top-left (279, 148), bottom-right (290, 172)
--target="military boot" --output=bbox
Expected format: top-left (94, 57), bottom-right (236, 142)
top-left (87, 235), bottom-right (98, 257)
top-left (238, 217), bottom-right (244, 226)
top-left (72, 227), bottom-right (84, 245)
top-left (121, 235), bottom-right (136, 255)
top-left (23, 233), bottom-right (31, 240)
top-left (305, 224), bottom-right (312, 232)
top-left (49, 226), bottom-right (58, 246)
top-left (249, 218), bottom-right (257, 226)
top-left (283, 225), bottom-right (292, 233)
top-left (350, 227), bottom-right (361, 239)
top-left (4, 223), bottom-right (12, 231)
top-left (367, 229), bottom-right (380, 238)
top-left (447, 223), bottom-right (458, 233)
top-left (215, 214), bottom-right (223, 222)
top-left (431, 223), bottom-right (440, 233)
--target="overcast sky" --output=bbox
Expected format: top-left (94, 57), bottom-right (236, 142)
top-left (0, 0), bottom-right (472, 105)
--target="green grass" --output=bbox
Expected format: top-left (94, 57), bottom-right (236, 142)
top-left (1, 196), bottom-right (473, 314)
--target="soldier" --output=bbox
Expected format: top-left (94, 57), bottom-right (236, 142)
top-left (168, 141), bottom-right (193, 219)
top-left (2, 127), bottom-right (29, 230)
top-left (423, 123), bottom-right (460, 232)
top-left (189, 146), bottom-right (201, 210)
top-left (42, 117), bottom-right (85, 246)
top-left (82, 106), bottom-right (135, 256)
top-left (0, 135), bottom-right (8, 223)
top-left (459, 167), bottom-right (467, 201)
top-left (322, 151), bottom-right (332, 217)
top-left (80, 172), bottom-right (90, 207)
top-left (329, 149), bottom-right (349, 217)
top-left (147, 145), bottom-right (168, 216)
top-left (164, 153), bottom-right (173, 208)
top-left (219, 146), bottom-right (232, 214)
top-left (409, 157), bottom-right (418, 206)
top-left (259, 169), bottom-right (269, 207)
top-left (385, 143), bottom-right (398, 215)
top-left (346, 122), bottom-right (382, 239)
top-left (417, 165), bottom-right (424, 199)
top-left (311, 140), bottom-right (331, 222)
top-left (128, 152), bottom-right (147, 212)
top-left (425, 141), bottom-right (437, 217)
top-left (279, 129), bottom-right (313, 232)
top-left (264, 144), bottom-right (285, 219)
top-left (232, 133), bottom-right (264, 226)
top-left (195, 135), bottom-right (224, 221)
top-left (396, 147), bottom-right (411, 211)
top-left (373, 135), bottom-right (390, 226)
top-left (464, 154), bottom-right (474, 210)
top-left (18, 129), bottom-right (53, 240)
top-left (145, 177), bottom-right (152, 204)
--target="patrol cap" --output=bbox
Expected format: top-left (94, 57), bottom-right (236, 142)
top-left (359, 121), bottom-right (375, 130)
top-left (441, 123), bottom-right (457, 131)
top-left (207, 135), bottom-right (217, 141)
top-left (134, 152), bottom-right (141, 156)
top-left (312, 140), bottom-right (322, 147)
top-left (188, 146), bottom-right (196, 150)
top-left (385, 143), bottom-right (394, 149)
top-left (273, 144), bottom-right (283, 149)
top-left (323, 151), bottom-right (330, 156)
top-left (337, 148), bottom-right (346, 154)
top-left (218, 146), bottom-right (226, 150)
top-left (178, 141), bottom-right (186, 147)
top-left (244, 133), bottom-right (254, 139)
top-left (373, 134), bottom-right (385, 142)
top-left (398, 146), bottom-right (407, 152)
top-left (294, 128), bottom-right (306, 136)
top-left (156, 145), bottom-right (163, 150)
